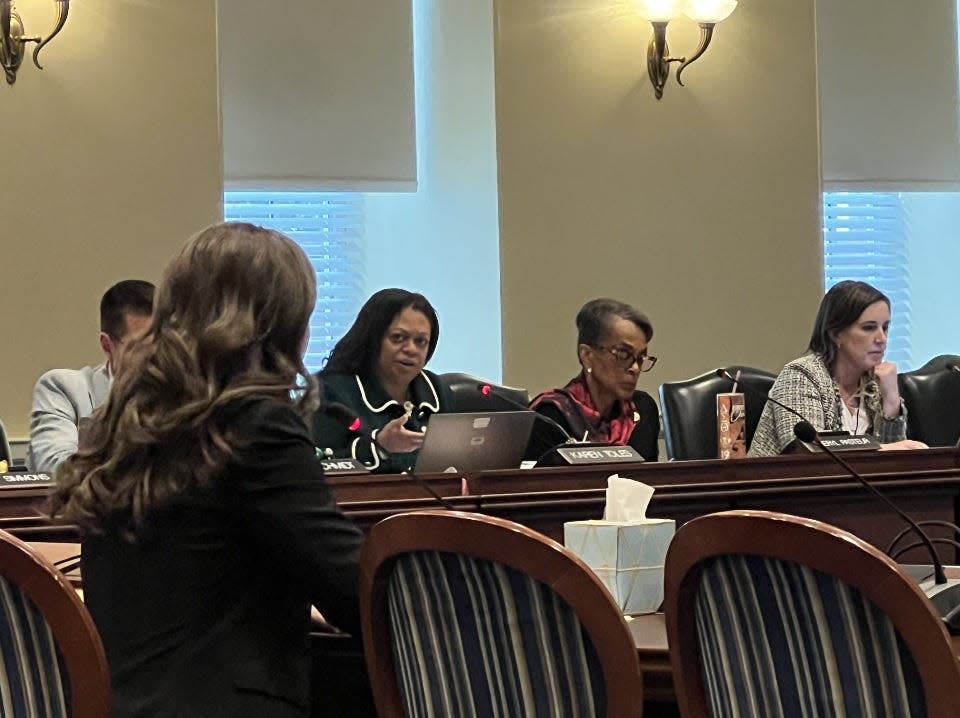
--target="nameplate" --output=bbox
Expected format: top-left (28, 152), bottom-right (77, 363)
top-left (783, 432), bottom-right (882, 454)
top-left (818, 435), bottom-right (881, 451)
top-left (320, 458), bottom-right (370, 476)
top-left (1, 472), bottom-right (54, 487)
top-left (556, 446), bottom-right (644, 465)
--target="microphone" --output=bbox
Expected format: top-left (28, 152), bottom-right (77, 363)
top-left (792, 420), bottom-right (960, 632)
top-left (478, 383), bottom-right (601, 466)
top-left (320, 402), bottom-right (455, 511)
top-left (477, 383), bottom-right (577, 444)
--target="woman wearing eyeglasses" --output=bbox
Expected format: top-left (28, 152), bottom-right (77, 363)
top-left (526, 298), bottom-right (660, 462)
top-left (312, 288), bottom-right (453, 473)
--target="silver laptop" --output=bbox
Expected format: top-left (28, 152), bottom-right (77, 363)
top-left (414, 411), bottom-right (537, 474)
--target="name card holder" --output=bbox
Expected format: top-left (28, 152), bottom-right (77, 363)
top-left (555, 445), bottom-right (644, 465)
top-left (784, 431), bottom-right (881, 454)
top-left (320, 458), bottom-right (371, 476)
top-left (1, 473), bottom-right (54, 487)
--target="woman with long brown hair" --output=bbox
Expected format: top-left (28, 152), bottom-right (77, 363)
top-left (50, 222), bottom-right (362, 717)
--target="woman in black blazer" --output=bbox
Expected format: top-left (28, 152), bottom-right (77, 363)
top-left (50, 222), bottom-right (363, 717)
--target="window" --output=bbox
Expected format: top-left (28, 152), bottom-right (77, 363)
top-left (822, 192), bottom-right (911, 367)
top-left (223, 192), bottom-right (365, 371)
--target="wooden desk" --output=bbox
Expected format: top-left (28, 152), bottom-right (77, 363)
top-left (8, 449), bottom-right (960, 562)
top-left (327, 448), bottom-right (960, 563)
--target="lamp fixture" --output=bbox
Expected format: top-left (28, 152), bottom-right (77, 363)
top-left (633, 0), bottom-right (737, 100)
top-left (0, 0), bottom-right (70, 85)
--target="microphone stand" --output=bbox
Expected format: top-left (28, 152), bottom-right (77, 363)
top-left (717, 368), bottom-right (960, 632)
top-left (478, 383), bottom-right (622, 466)
top-left (792, 420), bottom-right (960, 632)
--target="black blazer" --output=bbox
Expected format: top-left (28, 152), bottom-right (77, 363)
top-left (81, 399), bottom-right (363, 717)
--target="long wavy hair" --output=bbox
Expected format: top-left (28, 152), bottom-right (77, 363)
top-left (321, 288), bottom-right (439, 378)
top-left (807, 280), bottom-right (890, 371)
top-left (49, 222), bottom-right (318, 536)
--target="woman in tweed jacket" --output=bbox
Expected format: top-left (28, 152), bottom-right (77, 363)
top-left (749, 281), bottom-right (928, 456)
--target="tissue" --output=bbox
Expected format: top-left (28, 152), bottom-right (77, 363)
top-left (565, 475), bottom-right (675, 614)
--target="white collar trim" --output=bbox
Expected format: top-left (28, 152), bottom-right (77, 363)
top-left (355, 372), bottom-right (441, 414)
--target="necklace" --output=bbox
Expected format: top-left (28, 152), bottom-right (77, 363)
top-left (832, 379), bottom-right (863, 434)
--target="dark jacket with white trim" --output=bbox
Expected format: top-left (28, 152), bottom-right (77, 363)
top-left (312, 369), bottom-right (454, 473)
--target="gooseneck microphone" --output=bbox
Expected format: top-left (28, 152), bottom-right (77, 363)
top-left (718, 367), bottom-right (960, 631)
top-left (319, 402), bottom-right (455, 511)
top-left (477, 384), bottom-right (577, 444)
top-left (478, 384), bottom-right (597, 465)
top-left (793, 421), bottom-right (946, 584)
top-left (792, 420), bottom-right (960, 631)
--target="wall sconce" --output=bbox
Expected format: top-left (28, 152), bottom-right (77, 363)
top-left (0, 0), bottom-right (70, 85)
top-left (634, 0), bottom-right (737, 99)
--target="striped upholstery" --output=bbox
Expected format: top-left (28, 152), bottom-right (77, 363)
top-left (386, 550), bottom-right (607, 717)
top-left (694, 554), bottom-right (926, 718)
top-left (0, 576), bottom-right (70, 718)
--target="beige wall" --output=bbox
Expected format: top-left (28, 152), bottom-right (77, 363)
top-left (495, 0), bottom-right (823, 396)
top-left (0, 0), bottom-right (222, 438)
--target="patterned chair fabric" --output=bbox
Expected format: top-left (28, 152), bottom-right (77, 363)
top-left (0, 576), bottom-right (70, 718)
top-left (386, 550), bottom-right (607, 717)
top-left (694, 554), bottom-right (925, 718)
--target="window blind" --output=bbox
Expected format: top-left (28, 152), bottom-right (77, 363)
top-left (223, 192), bottom-right (365, 372)
top-left (822, 192), bottom-right (911, 367)
top-left (817, 0), bottom-right (960, 190)
top-left (218, 0), bottom-right (416, 191)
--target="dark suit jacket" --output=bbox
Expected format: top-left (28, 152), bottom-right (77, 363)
top-left (81, 399), bottom-right (363, 717)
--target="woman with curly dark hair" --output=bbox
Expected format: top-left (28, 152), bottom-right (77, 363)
top-left (50, 222), bottom-right (362, 717)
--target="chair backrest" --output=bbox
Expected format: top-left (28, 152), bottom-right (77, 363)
top-left (897, 354), bottom-right (960, 446)
top-left (664, 510), bottom-right (960, 718)
top-left (0, 419), bottom-right (13, 467)
top-left (440, 372), bottom-right (530, 413)
top-left (658, 366), bottom-right (775, 460)
top-left (360, 510), bottom-right (643, 718)
top-left (0, 530), bottom-right (110, 717)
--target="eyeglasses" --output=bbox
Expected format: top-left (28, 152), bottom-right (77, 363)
top-left (594, 345), bottom-right (658, 372)
top-left (387, 331), bottom-right (430, 350)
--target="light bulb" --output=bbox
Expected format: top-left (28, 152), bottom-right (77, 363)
top-left (683, 0), bottom-right (737, 24)
top-left (633, 0), bottom-right (685, 23)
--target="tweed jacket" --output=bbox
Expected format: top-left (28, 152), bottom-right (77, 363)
top-left (748, 353), bottom-right (907, 457)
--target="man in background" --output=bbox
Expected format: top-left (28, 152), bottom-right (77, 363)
top-left (27, 280), bottom-right (155, 473)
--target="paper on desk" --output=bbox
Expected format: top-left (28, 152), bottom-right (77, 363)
top-left (603, 474), bottom-right (654, 522)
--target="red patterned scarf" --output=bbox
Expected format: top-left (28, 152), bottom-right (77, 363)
top-left (532, 373), bottom-right (637, 445)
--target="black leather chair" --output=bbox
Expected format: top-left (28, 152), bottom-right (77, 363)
top-left (439, 372), bottom-right (529, 413)
top-left (897, 354), bottom-right (960, 447)
top-left (659, 366), bottom-right (776, 461)
top-left (0, 420), bottom-right (12, 468)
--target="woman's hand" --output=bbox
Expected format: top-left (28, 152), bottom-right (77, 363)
top-left (375, 414), bottom-right (426, 454)
top-left (879, 439), bottom-right (929, 451)
top-left (873, 361), bottom-right (902, 418)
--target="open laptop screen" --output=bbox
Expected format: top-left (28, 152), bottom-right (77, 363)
top-left (414, 411), bottom-right (537, 474)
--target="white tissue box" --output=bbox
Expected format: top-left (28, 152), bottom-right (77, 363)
top-left (564, 519), bottom-right (676, 614)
